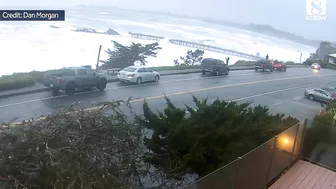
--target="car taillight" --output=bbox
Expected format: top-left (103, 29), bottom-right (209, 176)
top-left (57, 79), bottom-right (62, 85)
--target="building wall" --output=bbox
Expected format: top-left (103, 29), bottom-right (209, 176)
top-left (319, 47), bottom-right (336, 61)
top-left (329, 57), bottom-right (336, 64)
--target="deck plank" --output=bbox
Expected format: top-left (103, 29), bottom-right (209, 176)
top-left (269, 161), bottom-right (304, 189)
top-left (327, 174), bottom-right (336, 189)
top-left (269, 160), bottom-right (336, 189)
top-left (304, 165), bottom-right (327, 189)
top-left (320, 170), bottom-right (336, 189)
top-left (289, 161), bottom-right (316, 188)
top-left (278, 161), bottom-right (312, 189)
top-left (312, 168), bottom-right (331, 189)
top-left (296, 165), bottom-right (319, 189)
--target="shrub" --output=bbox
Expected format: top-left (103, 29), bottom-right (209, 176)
top-left (303, 99), bottom-right (336, 157)
top-left (0, 73), bottom-right (35, 91)
top-left (233, 60), bottom-right (256, 66)
top-left (136, 96), bottom-right (298, 179)
top-left (0, 101), bottom-right (147, 188)
top-left (0, 71), bottom-right (45, 92)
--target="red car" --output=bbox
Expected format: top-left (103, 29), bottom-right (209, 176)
top-left (272, 62), bottom-right (287, 71)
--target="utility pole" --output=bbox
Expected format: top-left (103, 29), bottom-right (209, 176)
top-left (300, 53), bottom-right (302, 64)
top-left (96, 45), bottom-right (102, 71)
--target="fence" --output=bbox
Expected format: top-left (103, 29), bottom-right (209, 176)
top-left (169, 39), bottom-right (262, 61)
top-left (301, 119), bottom-right (336, 172)
top-left (184, 120), bottom-right (307, 189)
top-left (128, 32), bottom-right (165, 40)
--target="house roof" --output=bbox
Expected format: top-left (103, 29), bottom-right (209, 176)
top-left (328, 53), bottom-right (336, 58)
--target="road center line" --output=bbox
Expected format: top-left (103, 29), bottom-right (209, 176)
top-left (129, 74), bottom-right (336, 103)
top-left (0, 73), bottom-right (333, 109)
top-left (5, 79), bottom-right (335, 125)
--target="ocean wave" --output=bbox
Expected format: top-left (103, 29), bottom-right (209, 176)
top-left (0, 8), bottom-right (315, 76)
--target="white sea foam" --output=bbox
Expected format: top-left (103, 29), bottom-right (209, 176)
top-left (0, 9), bottom-right (316, 76)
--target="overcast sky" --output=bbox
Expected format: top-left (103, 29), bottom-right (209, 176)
top-left (1, 0), bottom-right (335, 41)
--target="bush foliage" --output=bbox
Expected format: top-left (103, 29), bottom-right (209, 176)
top-left (0, 96), bottom-right (301, 188)
top-left (0, 71), bottom-right (45, 92)
top-left (136, 96), bottom-right (298, 179)
top-left (0, 101), bottom-right (147, 189)
top-left (303, 99), bottom-right (336, 157)
top-left (103, 41), bottom-right (162, 68)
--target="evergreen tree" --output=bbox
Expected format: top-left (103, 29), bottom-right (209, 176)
top-left (104, 41), bottom-right (162, 68)
top-left (136, 96), bottom-right (298, 179)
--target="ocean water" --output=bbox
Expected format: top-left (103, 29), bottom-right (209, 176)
top-left (0, 7), bottom-right (316, 76)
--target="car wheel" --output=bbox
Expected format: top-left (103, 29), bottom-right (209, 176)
top-left (154, 75), bottom-right (160, 82)
top-left (202, 71), bottom-right (206, 75)
top-left (270, 68), bottom-right (273, 72)
top-left (255, 68), bottom-right (258, 71)
top-left (51, 88), bottom-right (60, 94)
top-left (65, 83), bottom-right (76, 95)
top-left (283, 68), bottom-right (287, 71)
top-left (136, 77), bottom-right (142, 84)
top-left (224, 69), bottom-right (229, 75)
top-left (308, 94), bottom-right (314, 101)
top-left (97, 80), bottom-right (107, 91)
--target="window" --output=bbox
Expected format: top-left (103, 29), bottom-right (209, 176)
top-left (320, 90), bottom-right (329, 96)
top-left (85, 69), bottom-right (96, 75)
top-left (138, 68), bottom-right (145, 72)
top-left (144, 68), bottom-right (153, 72)
top-left (77, 69), bottom-right (87, 75)
top-left (122, 67), bottom-right (137, 72)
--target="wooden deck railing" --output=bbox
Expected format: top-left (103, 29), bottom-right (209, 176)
top-left (184, 119), bottom-right (308, 189)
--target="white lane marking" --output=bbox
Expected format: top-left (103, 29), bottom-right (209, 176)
top-left (269, 101), bottom-right (286, 107)
top-left (293, 96), bottom-right (302, 101)
top-left (231, 80), bottom-right (335, 102)
top-left (0, 73), bottom-right (258, 108)
top-left (291, 100), bottom-right (320, 110)
top-left (0, 73), bottom-right (335, 109)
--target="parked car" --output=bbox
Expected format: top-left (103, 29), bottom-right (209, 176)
top-left (117, 66), bottom-right (160, 84)
top-left (304, 88), bottom-right (335, 102)
top-left (272, 61), bottom-right (287, 71)
top-left (200, 58), bottom-right (229, 76)
top-left (311, 63), bottom-right (321, 70)
top-left (321, 86), bottom-right (336, 98)
top-left (43, 67), bottom-right (107, 95)
top-left (255, 60), bottom-right (273, 72)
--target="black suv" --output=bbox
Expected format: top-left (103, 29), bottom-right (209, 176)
top-left (201, 58), bottom-right (230, 76)
top-left (255, 60), bottom-right (274, 72)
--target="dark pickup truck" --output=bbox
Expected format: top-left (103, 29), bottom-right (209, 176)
top-left (255, 60), bottom-right (274, 72)
top-left (201, 58), bottom-right (229, 76)
top-left (43, 67), bottom-right (107, 95)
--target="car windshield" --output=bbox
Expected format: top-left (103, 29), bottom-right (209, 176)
top-left (122, 67), bottom-right (137, 72)
top-left (322, 87), bottom-right (336, 92)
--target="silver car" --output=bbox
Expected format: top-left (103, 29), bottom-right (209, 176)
top-left (304, 88), bottom-right (335, 102)
top-left (117, 66), bottom-right (160, 84)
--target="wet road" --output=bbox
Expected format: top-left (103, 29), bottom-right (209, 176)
top-left (1, 68), bottom-right (335, 123)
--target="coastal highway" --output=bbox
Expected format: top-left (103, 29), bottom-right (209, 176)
top-left (1, 67), bottom-right (336, 123)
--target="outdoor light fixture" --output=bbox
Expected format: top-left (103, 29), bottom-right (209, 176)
top-left (276, 135), bottom-right (294, 153)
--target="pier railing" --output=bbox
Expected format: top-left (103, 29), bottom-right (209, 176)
top-left (129, 32), bottom-right (165, 41)
top-left (169, 39), bottom-right (262, 61)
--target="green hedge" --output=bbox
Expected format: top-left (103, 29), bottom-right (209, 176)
top-left (150, 65), bottom-right (200, 71)
top-left (302, 100), bottom-right (336, 158)
top-left (0, 71), bottom-right (44, 92)
top-left (234, 60), bottom-right (298, 66)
